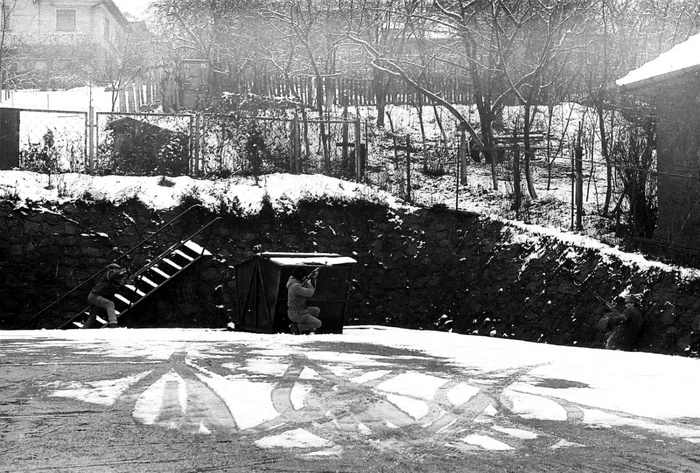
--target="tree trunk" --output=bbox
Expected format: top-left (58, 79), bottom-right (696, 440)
top-left (374, 69), bottom-right (387, 128)
top-left (597, 96), bottom-right (612, 217)
top-left (523, 103), bottom-right (538, 199)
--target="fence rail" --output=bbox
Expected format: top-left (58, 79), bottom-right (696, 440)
top-left (0, 107), bottom-right (88, 173)
top-left (0, 105), bottom-right (665, 254)
top-left (225, 74), bottom-right (475, 108)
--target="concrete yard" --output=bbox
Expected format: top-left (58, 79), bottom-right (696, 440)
top-left (1, 326), bottom-right (699, 472)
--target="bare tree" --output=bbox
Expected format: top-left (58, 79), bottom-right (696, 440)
top-left (430, 0), bottom-right (592, 191)
top-left (151, 0), bottom-right (266, 106)
top-left (0, 0), bottom-right (17, 100)
top-left (575, 0), bottom-right (700, 218)
top-left (263, 1), bottom-right (349, 169)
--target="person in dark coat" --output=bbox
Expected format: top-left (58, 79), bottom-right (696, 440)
top-left (286, 266), bottom-right (322, 335)
top-left (87, 263), bottom-right (128, 328)
top-left (604, 294), bottom-right (644, 351)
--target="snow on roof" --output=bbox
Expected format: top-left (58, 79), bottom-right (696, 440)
top-left (268, 256), bottom-right (357, 266)
top-left (616, 33), bottom-right (700, 92)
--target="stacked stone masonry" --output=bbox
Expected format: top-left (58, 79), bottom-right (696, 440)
top-left (1, 199), bottom-right (699, 356)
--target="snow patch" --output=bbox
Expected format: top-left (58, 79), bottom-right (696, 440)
top-left (550, 439), bottom-right (585, 449)
top-left (133, 370), bottom-right (186, 424)
top-left (502, 389), bottom-right (568, 421)
top-left (491, 425), bottom-right (538, 440)
top-left (299, 367), bottom-right (320, 380)
top-left (375, 371), bottom-right (448, 400)
top-left (49, 370), bottom-right (151, 406)
top-left (255, 428), bottom-right (332, 449)
top-left (386, 394), bottom-right (430, 420)
top-left (583, 409), bottom-right (700, 440)
top-left (461, 434), bottom-right (514, 451)
top-left (190, 365), bottom-right (279, 431)
top-left (351, 370), bottom-right (392, 384)
top-left (447, 383), bottom-right (480, 406)
top-left (290, 383), bottom-right (312, 411)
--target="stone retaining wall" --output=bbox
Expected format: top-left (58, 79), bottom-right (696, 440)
top-left (2, 199), bottom-right (699, 356)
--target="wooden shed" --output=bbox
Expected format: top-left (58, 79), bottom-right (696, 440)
top-left (106, 117), bottom-right (189, 175)
top-left (617, 33), bottom-right (700, 252)
top-left (233, 252), bottom-right (357, 334)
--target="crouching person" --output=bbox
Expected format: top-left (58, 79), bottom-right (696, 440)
top-left (287, 267), bottom-right (321, 335)
top-left (603, 294), bottom-right (644, 351)
top-left (87, 263), bottom-right (128, 328)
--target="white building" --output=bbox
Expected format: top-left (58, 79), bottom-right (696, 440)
top-left (1, 0), bottom-right (132, 87)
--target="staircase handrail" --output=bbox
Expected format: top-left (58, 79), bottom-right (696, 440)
top-left (58, 216), bottom-right (223, 329)
top-left (27, 204), bottom-right (206, 328)
top-left (125, 216), bottom-right (223, 284)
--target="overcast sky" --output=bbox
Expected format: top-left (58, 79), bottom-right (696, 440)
top-left (113, 0), bottom-right (152, 20)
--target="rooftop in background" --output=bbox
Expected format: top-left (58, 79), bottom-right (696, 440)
top-left (112, 0), bottom-right (152, 21)
top-left (616, 32), bottom-right (700, 94)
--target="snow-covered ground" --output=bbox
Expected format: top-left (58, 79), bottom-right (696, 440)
top-left (0, 171), bottom-right (403, 214)
top-left (4, 326), bottom-right (700, 451)
top-left (0, 86), bottom-right (117, 113)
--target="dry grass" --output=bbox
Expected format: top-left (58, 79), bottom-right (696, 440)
top-left (368, 155), bottom-right (624, 248)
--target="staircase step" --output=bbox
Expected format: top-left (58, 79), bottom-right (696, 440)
top-left (140, 276), bottom-right (159, 288)
top-left (61, 234), bottom-right (214, 329)
top-left (173, 249), bottom-right (195, 261)
top-left (162, 258), bottom-right (182, 271)
top-left (124, 284), bottom-right (146, 297)
top-left (115, 294), bottom-right (132, 305)
top-left (151, 266), bottom-right (172, 279)
top-left (183, 240), bottom-right (212, 256)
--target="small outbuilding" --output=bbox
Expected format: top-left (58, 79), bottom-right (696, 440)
top-left (106, 117), bottom-right (189, 175)
top-left (233, 252), bottom-right (357, 334)
top-left (617, 33), bottom-right (700, 252)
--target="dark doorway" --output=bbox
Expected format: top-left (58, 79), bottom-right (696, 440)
top-left (0, 108), bottom-right (20, 170)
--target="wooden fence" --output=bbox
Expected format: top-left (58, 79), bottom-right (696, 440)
top-left (223, 75), bottom-right (474, 107)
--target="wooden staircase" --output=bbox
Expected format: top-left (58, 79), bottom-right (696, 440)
top-left (60, 239), bottom-right (212, 329)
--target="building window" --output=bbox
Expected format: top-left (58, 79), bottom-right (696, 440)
top-left (56, 9), bottom-right (77, 32)
top-left (1, 6), bottom-right (10, 31)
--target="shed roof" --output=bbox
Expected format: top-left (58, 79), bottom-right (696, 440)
top-left (262, 252), bottom-right (357, 267)
top-left (107, 117), bottom-right (172, 134)
top-left (616, 32), bottom-right (700, 94)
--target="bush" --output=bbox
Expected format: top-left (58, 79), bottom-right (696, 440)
top-left (21, 129), bottom-right (62, 187)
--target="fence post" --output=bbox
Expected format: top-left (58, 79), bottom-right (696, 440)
top-left (459, 128), bottom-right (467, 185)
top-left (192, 113), bottom-right (202, 176)
top-left (292, 113), bottom-right (300, 174)
top-left (514, 143), bottom-right (521, 220)
top-left (88, 106), bottom-right (95, 173)
top-left (406, 134), bottom-right (412, 202)
top-left (455, 136), bottom-right (460, 212)
top-left (354, 116), bottom-right (362, 181)
top-left (575, 144), bottom-right (584, 231)
top-left (341, 94), bottom-right (349, 164)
